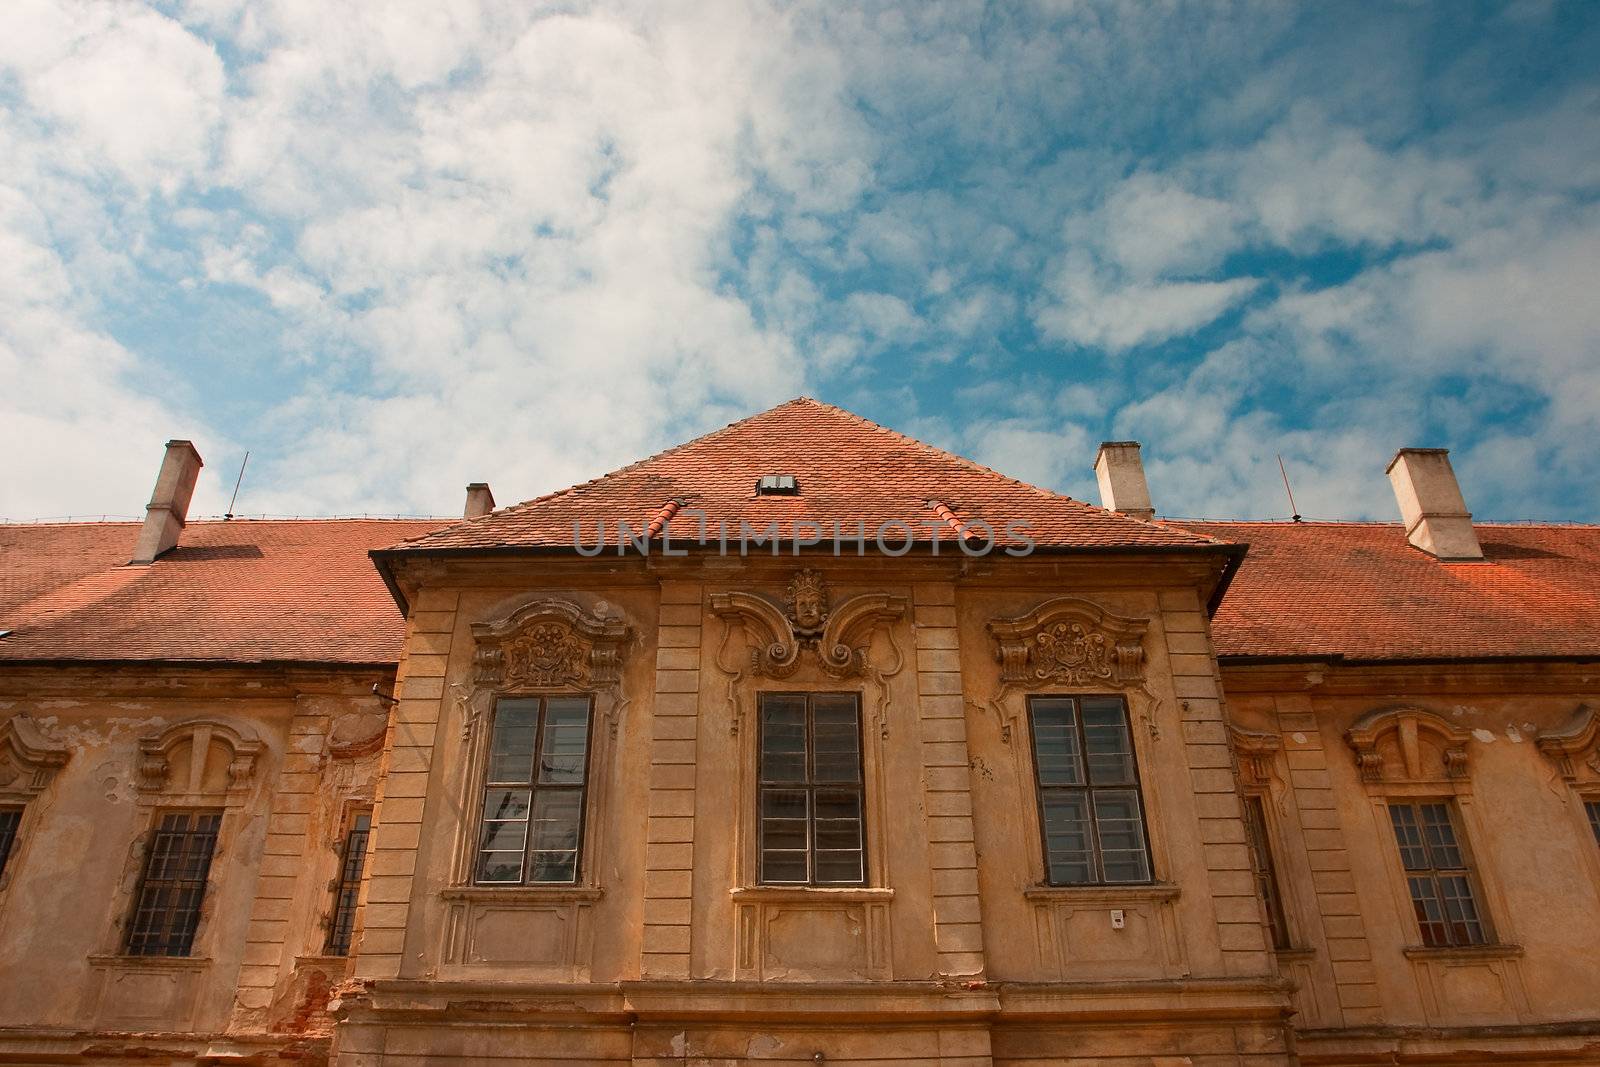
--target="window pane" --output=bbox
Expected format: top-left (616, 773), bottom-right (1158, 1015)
top-left (1439, 874), bottom-right (1487, 945)
top-left (538, 701), bottom-right (591, 785)
top-left (1586, 800), bottom-right (1600, 848)
top-left (477, 850), bottom-right (523, 882)
top-left (527, 790), bottom-right (583, 883)
top-left (811, 699), bottom-right (862, 784)
top-left (1030, 698), bottom-right (1084, 786)
top-left (760, 788), bottom-right (809, 882)
top-left (759, 695), bottom-right (807, 784)
top-left (1093, 788), bottom-right (1151, 883)
top-left (1041, 792), bottom-right (1095, 884)
top-left (0, 807), bottom-right (21, 881)
top-left (1243, 795), bottom-right (1291, 951)
top-left (813, 790), bottom-right (864, 884)
top-left (1408, 875), bottom-right (1450, 947)
top-left (1081, 698), bottom-right (1136, 785)
top-left (1419, 803), bottom-right (1464, 868)
top-left (1389, 804), bottom-right (1430, 870)
top-left (126, 811), bottom-right (222, 957)
top-left (326, 810), bottom-right (372, 956)
top-left (487, 700), bottom-right (540, 784)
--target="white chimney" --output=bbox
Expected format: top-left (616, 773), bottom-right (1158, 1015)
top-left (131, 440), bottom-right (204, 564)
top-left (464, 482), bottom-right (496, 519)
top-left (1386, 448), bottom-right (1483, 561)
top-left (1094, 441), bottom-right (1155, 520)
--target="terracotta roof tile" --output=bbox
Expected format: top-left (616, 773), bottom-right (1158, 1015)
top-left (1175, 521), bottom-right (1600, 661)
top-left (390, 398), bottom-right (1225, 553)
top-left (0, 519), bottom-right (445, 664)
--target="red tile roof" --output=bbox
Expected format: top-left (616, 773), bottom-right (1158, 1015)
top-left (1177, 521), bottom-right (1600, 662)
top-left (0, 519), bottom-right (445, 664)
top-left (388, 398), bottom-right (1226, 553)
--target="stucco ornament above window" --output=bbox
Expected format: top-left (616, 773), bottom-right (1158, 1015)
top-left (982, 597), bottom-right (1156, 745)
top-left (0, 714), bottom-right (70, 797)
top-left (1345, 706), bottom-right (1472, 784)
top-left (987, 597), bottom-right (1148, 688)
top-left (471, 598), bottom-right (631, 692)
top-left (709, 567), bottom-right (908, 681)
top-left (136, 718), bottom-right (262, 802)
top-left (1535, 705), bottom-right (1600, 782)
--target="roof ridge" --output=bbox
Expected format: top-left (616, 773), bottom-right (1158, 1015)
top-left (788, 399), bottom-right (1229, 544)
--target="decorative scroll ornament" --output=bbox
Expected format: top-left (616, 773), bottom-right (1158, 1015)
top-left (466, 597), bottom-right (633, 740)
top-left (983, 597), bottom-right (1154, 744)
top-left (1345, 706), bottom-right (1472, 784)
top-left (0, 714), bottom-right (70, 797)
top-left (1229, 725), bottom-right (1282, 786)
top-left (989, 597), bottom-right (1148, 687)
top-left (472, 599), bottom-right (630, 692)
top-left (710, 568), bottom-right (909, 734)
top-left (1536, 705), bottom-right (1600, 782)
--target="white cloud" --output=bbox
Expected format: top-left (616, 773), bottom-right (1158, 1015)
top-left (1037, 254), bottom-right (1260, 351)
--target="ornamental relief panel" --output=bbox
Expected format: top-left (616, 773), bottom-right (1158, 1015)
top-left (983, 596), bottom-right (1156, 744)
top-left (709, 568), bottom-right (908, 737)
top-left (1345, 705), bottom-right (1472, 785)
top-left (458, 597), bottom-right (633, 741)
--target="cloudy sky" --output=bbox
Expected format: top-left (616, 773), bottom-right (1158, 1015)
top-left (3, 0), bottom-right (1598, 523)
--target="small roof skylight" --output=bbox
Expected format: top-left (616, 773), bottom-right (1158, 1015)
top-left (755, 474), bottom-right (799, 496)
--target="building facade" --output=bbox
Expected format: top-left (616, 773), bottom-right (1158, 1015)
top-left (1, 398), bottom-right (1597, 1066)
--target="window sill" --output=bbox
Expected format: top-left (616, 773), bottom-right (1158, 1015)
top-left (88, 953), bottom-right (212, 970)
top-left (1273, 946), bottom-right (1317, 962)
top-left (730, 885), bottom-right (895, 904)
top-left (1023, 882), bottom-right (1180, 905)
top-left (1403, 942), bottom-right (1523, 961)
top-left (443, 885), bottom-right (604, 903)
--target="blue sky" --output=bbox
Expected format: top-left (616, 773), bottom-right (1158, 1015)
top-left (3, 0), bottom-right (1598, 523)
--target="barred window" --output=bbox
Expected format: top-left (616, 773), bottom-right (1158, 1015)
top-left (325, 810), bottom-right (372, 956)
top-left (1243, 794), bottom-right (1291, 950)
top-left (126, 811), bottom-right (222, 957)
top-left (1028, 695), bottom-right (1152, 885)
top-left (758, 692), bottom-right (865, 885)
top-left (1585, 799), bottom-right (1600, 849)
top-left (0, 806), bottom-right (21, 881)
top-left (1389, 801), bottom-right (1489, 948)
top-left (476, 696), bottom-right (593, 884)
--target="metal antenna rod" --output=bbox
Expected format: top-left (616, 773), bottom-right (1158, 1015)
top-left (225, 451), bottom-right (250, 521)
top-left (1277, 453), bottom-right (1302, 523)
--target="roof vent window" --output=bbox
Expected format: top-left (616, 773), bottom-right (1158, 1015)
top-left (755, 474), bottom-right (800, 496)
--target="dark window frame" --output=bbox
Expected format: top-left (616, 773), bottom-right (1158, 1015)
top-left (124, 809), bottom-right (223, 957)
top-left (474, 694), bottom-right (596, 886)
top-left (756, 691), bottom-right (868, 887)
top-left (1585, 797), bottom-right (1600, 851)
top-left (1026, 694), bottom-right (1154, 886)
top-left (1387, 799), bottom-right (1492, 948)
top-left (325, 807), bottom-right (373, 956)
top-left (0, 804), bottom-right (22, 883)
top-left (1242, 793), bottom-right (1292, 951)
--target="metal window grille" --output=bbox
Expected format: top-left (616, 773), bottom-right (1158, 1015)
top-left (476, 696), bottom-right (594, 884)
top-left (1027, 695), bottom-right (1152, 885)
top-left (125, 810), bottom-right (222, 957)
top-left (1586, 800), bottom-right (1600, 850)
top-left (1388, 801), bottom-right (1489, 948)
top-left (325, 810), bottom-right (372, 955)
top-left (757, 692), bottom-right (866, 885)
top-left (0, 806), bottom-right (21, 881)
top-left (1243, 794), bottom-right (1292, 950)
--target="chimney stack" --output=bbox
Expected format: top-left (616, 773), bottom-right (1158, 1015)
top-left (464, 482), bottom-right (496, 519)
top-left (1094, 441), bottom-right (1155, 521)
top-left (1386, 448), bottom-right (1483, 561)
top-left (131, 440), bottom-right (204, 564)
